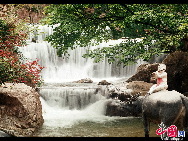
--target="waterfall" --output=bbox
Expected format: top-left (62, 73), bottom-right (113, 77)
top-left (19, 24), bottom-right (144, 83)
top-left (18, 24), bottom-right (146, 132)
top-left (40, 96), bottom-right (114, 128)
top-left (40, 85), bottom-right (108, 110)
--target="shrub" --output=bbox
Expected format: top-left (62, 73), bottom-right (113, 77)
top-left (0, 19), bottom-right (44, 87)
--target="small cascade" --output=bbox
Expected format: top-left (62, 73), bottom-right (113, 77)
top-left (40, 96), bottom-right (113, 128)
top-left (40, 85), bottom-right (108, 110)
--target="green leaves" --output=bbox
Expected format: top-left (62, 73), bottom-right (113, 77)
top-left (42, 4), bottom-right (188, 65)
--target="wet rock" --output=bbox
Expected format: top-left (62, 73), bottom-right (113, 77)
top-left (0, 83), bottom-right (44, 137)
top-left (98, 80), bottom-right (111, 85)
top-left (105, 100), bottom-right (133, 117)
top-left (106, 97), bottom-right (143, 117)
top-left (109, 93), bottom-right (119, 99)
top-left (73, 78), bottom-right (93, 83)
top-left (183, 92), bottom-right (188, 97)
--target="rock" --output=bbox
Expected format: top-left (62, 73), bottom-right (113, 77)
top-left (73, 78), bottom-right (93, 83)
top-left (98, 80), bottom-right (111, 85)
top-left (162, 51), bottom-right (188, 93)
top-left (0, 130), bottom-right (13, 137)
top-left (105, 100), bottom-right (133, 117)
top-left (106, 81), bottom-right (153, 117)
top-left (126, 51), bottom-right (188, 94)
top-left (126, 63), bottom-right (159, 83)
top-left (106, 98), bottom-right (142, 117)
top-left (126, 81), bottom-right (153, 96)
top-left (0, 83), bottom-right (44, 137)
top-left (183, 92), bottom-right (188, 97)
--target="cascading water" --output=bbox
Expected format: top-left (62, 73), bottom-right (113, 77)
top-left (19, 24), bottom-right (143, 83)
top-left (19, 25), bottom-right (148, 137)
top-left (40, 84), bottom-right (109, 110)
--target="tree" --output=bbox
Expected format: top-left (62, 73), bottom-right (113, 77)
top-left (0, 18), bottom-right (44, 87)
top-left (42, 4), bottom-right (188, 66)
top-left (0, 4), bottom-right (48, 87)
top-left (0, 4), bottom-right (47, 24)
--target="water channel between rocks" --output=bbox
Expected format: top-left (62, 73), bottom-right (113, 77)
top-left (33, 82), bottom-right (158, 137)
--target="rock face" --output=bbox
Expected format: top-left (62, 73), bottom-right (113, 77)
top-left (105, 96), bottom-right (143, 117)
top-left (126, 63), bottom-right (159, 83)
top-left (106, 51), bottom-right (188, 117)
top-left (127, 51), bottom-right (188, 94)
top-left (0, 83), bottom-right (44, 137)
top-left (162, 51), bottom-right (188, 93)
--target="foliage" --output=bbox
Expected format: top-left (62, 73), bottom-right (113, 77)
top-left (0, 19), bottom-right (44, 87)
top-left (0, 4), bottom-right (47, 24)
top-left (42, 4), bottom-right (188, 65)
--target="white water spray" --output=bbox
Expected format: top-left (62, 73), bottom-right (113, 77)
top-left (19, 25), bottom-right (145, 131)
top-left (19, 25), bottom-right (144, 83)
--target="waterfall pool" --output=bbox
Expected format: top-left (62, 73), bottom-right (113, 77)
top-left (33, 83), bottom-right (159, 137)
top-left (33, 117), bottom-right (158, 137)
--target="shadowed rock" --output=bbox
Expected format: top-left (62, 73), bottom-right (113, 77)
top-left (126, 51), bottom-right (188, 94)
top-left (126, 63), bottom-right (159, 83)
top-left (162, 51), bottom-right (188, 93)
top-left (98, 80), bottom-right (111, 85)
top-left (126, 81), bottom-right (153, 96)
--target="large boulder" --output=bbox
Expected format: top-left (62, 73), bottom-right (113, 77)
top-left (162, 51), bottom-right (188, 93)
top-left (105, 100), bottom-right (133, 117)
top-left (0, 83), bottom-right (44, 137)
top-left (98, 80), bottom-right (111, 85)
top-left (126, 81), bottom-right (153, 96)
top-left (126, 63), bottom-right (159, 83)
top-left (126, 51), bottom-right (188, 94)
top-left (106, 81), bottom-right (153, 117)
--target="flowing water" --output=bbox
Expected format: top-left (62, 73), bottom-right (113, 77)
top-left (33, 83), bottom-right (158, 137)
top-left (19, 25), bottom-right (159, 137)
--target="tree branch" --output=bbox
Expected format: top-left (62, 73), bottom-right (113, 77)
top-left (119, 4), bottom-right (175, 34)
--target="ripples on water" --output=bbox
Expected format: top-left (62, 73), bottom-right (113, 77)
top-left (34, 117), bottom-right (158, 137)
top-left (34, 98), bottom-right (158, 137)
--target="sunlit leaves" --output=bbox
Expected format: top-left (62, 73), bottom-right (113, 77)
top-left (43, 4), bottom-right (188, 65)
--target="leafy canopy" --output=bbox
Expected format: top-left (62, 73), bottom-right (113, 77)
top-left (42, 4), bottom-right (188, 65)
